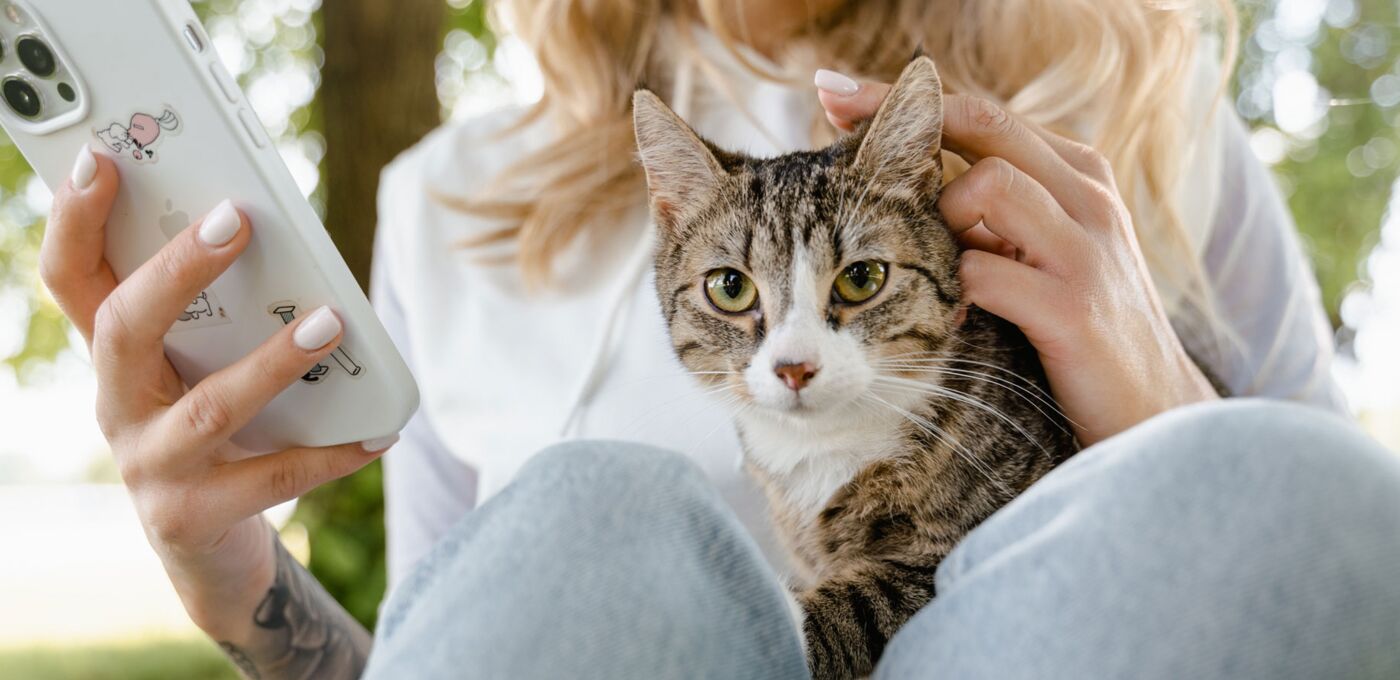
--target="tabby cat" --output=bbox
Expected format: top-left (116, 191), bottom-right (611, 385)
top-left (634, 57), bottom-right (1079, 679)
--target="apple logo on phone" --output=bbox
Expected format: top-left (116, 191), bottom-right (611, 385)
top-left (158, 199), bottom-right (190, 241)
top-left (158, 199), bottom-right (232, 331)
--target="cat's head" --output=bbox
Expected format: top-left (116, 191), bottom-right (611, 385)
top-left (635, 57), bottom-right (961, 430)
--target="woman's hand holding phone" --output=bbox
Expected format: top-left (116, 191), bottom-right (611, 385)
top-left (40, 145), bottom-right (394, 646)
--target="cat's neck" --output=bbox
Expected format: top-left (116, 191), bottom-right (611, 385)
top-left (735, 384), bottom-right (927, 515)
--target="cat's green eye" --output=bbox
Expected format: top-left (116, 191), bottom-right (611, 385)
top-left (833, 260), bottom-right (888, 304)
top-left (704, 268), bottom-right (758, 313)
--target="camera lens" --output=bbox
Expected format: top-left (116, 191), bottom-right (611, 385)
top-left (3, 78), bottom-right (40, 118)
top-left (17, 36), bottom-right (55, 78)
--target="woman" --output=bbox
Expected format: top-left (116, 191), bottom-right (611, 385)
top-left (40, 0), bottom-right (1400, 678)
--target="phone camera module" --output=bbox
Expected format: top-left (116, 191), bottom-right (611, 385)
top-left (17, 36), bottom-right (56, 78)
top-left (2, 77), bottom-right (41, 118)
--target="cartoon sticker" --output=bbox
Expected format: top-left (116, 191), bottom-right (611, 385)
top-left (181, 291), bottom-right (215, 321)
top-left (94, 107), bottom-right (181, 162)
top-left (168, 288), bottom-right (232, 332)
top-left (269, 302), bottom-right (365, 384)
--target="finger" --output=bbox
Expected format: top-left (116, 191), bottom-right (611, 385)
top-left (938, 157), bottom-right (1081, 269)
top-left (209, 439), bottom-right (395, 527)
top-left (940, 95), bottom-right (1096, 214)
top-left (815, 70), bottom-right (891, 128)
top-left (151, 307), bottom-right (345, 461)
top-left (955, 223), bottom-right (1017, 258)
top-left (825, 111), bottom-right (857, 133)
top-left (958, 249), bottom-right (1070, 348)
top-left (1018, 119), bottom-right (1117, 186)
top-left (39, 145), bottom-right (120, 341)
top-left (92, 200), bottom-right (249, 390)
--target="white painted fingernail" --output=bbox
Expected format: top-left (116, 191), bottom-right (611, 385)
top-left (199, 200), bottom-right (242, 247)
top-left (71, 144), bottom-right (97, 190)
top-left (293, 306), bottom-right (341, 351)
top-left (815, 69), bottom-right (859, 96)
top-left (361, 433), bottom-right (400, 453)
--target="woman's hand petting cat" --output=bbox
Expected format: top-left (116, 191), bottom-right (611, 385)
top-left (39, 147), bottom-right (393, 642)
top-left (817, 73), bottom-right (1220, 446)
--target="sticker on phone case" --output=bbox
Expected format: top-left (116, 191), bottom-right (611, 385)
top-left (168, 289), bottom-right (232, 332)
top-left (269, 302), bottom-right (366, 384)
top-left (94, 107), bottom-right (182, 163)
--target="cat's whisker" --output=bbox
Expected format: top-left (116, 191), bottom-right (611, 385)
top-left (876, 365), bottom-right (1074, 436)
top-left (872, 375), bottom-right (1041, 447)
top-left (684, 394), bottom-right (750, 453)
top-left (612, 380), bottom-right (742, 438)
top-left (874, 354), bottom-right (1055, 396)
top-left (888, 368), bottom-right (1072, 430)
top-left (863, 392), bottom-right (1017, 501)
top-left (616, 390), bottom-right (744, 450)
top-left (602, 369), bottom-right (741, 392)
top-left (873, 359), bottom-right (1067, 412)
top-left (871, 376), bottom-right (1051, 457)
top-left (872, 355), bottom-right (1083, 432)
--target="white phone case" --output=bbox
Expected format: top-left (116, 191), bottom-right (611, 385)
top-left (1, 0), bottom-right (419, 452)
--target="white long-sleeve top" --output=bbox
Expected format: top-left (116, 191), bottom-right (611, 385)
top-left (370, 35), bottom-right (1346, 590)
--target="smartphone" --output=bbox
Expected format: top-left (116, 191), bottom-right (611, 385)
top-left (0, 0), bottom-right (419, 452)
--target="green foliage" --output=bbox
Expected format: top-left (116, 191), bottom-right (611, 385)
top-left (0, 135), bottom-right (63, 380)
top-left (294, 459), bottom-right (388, 627)
top-left (446, 0), bottom-right (497, 52)
top-left (0, 638), bottom-right (239, 680)
top-left (1233, 0), bottom-right (1400, 327)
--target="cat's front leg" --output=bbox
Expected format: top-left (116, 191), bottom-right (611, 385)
top-left (799, 559), bottom-right (939, 680)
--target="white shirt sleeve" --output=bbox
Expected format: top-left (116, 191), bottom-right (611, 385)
top-left (371, 209), bottom-right (479, 589)
top-left (1200, 108), bottom-right (1349, 413)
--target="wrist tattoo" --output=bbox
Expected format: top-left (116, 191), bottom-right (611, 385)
top-left (217, 535), bottom-right (371, 679)
top-left (219, 642), bottom-right (261, 679)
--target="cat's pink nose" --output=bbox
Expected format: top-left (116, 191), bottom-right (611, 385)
top-left (774, 361), bottom-right (819, 392)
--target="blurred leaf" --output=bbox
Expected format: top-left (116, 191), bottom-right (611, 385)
top-left (1233, 0), bottom-right (1400, 327)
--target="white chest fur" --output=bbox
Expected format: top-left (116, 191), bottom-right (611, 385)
top-left (737, 407), bottom-right (911, 516)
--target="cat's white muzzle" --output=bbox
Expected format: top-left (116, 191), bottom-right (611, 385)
top-left (743, 316), bottom-right (875, 419)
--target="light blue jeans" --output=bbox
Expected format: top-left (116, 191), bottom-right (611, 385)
top-left (363, 400), bottom-right (1400, 679)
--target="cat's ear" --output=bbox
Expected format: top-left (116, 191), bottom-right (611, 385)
top-left (633, 90), bottom-right (726, 229)
top-left (851, 56), bottom-right (944, 196)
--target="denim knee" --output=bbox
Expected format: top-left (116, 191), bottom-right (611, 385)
top-left (1106, 398), bottom-right (1400, 516)
top-left (516, 439), bottom-right (712, 511)
top-left (890, 400), bottom-right (1400, 680)
top-left (943, 398), bottom-right (1400, 584)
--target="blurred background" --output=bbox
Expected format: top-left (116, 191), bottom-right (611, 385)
top-left (0, 0), bottom-right (1396, 677)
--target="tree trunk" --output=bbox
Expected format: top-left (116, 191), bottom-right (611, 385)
top-left (320, 0), bottom-right (443, 290)
top-left (302, 0), bottom-right (444, 630)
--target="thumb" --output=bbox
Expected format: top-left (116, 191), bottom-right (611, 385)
top-left (815, 69), bottom-right (891, 132)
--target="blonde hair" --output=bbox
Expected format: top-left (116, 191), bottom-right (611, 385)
top-left (456, 0), bottom-right (1237, 324)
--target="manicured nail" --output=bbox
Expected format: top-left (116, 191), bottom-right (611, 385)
top-left (362, 433), bottom-right (399, 453)
top-left (814, 69), bottom-right (859, 96)
top-left (293, 306), bottom-right (341, 350)
top-left (71, 144), bottom-right (97, 190)
top-left (199, 200), bottom-right (241, 247)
